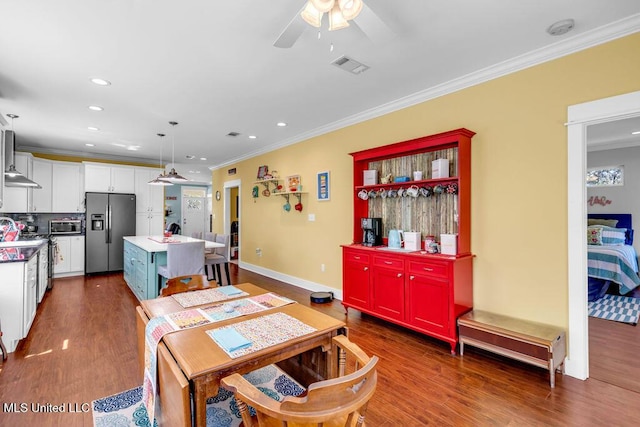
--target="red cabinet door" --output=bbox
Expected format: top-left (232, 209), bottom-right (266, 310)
top-left (372, 257), bottom-right (405, 321)
top-left (343, 249), bottom-right (371, 310)
top-left (406, 272), bottom-right (449, 335)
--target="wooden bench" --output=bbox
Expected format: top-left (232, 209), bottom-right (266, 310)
top-left (457, 310), bottom-right (566, 388)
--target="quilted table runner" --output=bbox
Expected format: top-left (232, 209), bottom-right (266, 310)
top-left (142, 292), bottom-right (294, 422)
top-left (171, 285), bottom-right (250, 308)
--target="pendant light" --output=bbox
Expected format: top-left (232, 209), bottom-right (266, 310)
top-left (160, 121), bottom-right (188, 182)
top-left (148, 133), bottom-right (173, 186)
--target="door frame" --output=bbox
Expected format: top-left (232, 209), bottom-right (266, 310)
top-left (223, 179), bottom-right (241, 259)
top-left (566, 90), bottom-right (640, 380)
top-left (180, 185), bottom-right (208, 237)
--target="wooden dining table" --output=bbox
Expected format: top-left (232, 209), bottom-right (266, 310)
top-left (138, 282), bottom-right (346, 427)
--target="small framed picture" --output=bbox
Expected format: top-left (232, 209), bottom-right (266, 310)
top-left (317, 171), bottom-right (330, 201)
top-left (257, 165), bottom-right (268, 180)
top-left (286, 175), bottom-right (301, 192)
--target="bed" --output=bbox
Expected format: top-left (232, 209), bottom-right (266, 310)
top-left (587, 213), bottom-right (640, 299)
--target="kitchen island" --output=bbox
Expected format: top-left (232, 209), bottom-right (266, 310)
top-left (0, 240), bottom-right (48, 353)
top-left (123, 235), bottom-right (223, 300)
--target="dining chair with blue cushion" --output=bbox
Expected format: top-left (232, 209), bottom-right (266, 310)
top-left (157, 241), bottom-right (206, 292)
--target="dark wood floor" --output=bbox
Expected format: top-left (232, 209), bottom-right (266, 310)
top-left (1, 266), bottom-right (640, 426)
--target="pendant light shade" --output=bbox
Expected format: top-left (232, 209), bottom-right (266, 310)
top-left (148, 133), bottom-right (173, 186)
top-left (159, 121), bottom-right (188, 183)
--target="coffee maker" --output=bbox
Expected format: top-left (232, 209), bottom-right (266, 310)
top-left (361, 218), bottom-right (382, 247)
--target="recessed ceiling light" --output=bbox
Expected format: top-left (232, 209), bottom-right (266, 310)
top-left (90, 78), bottom-right (111, 86)
top-left (127, 146), bottom-right (140, 151)
top-left (85, 143), bottom-right (95, 147)
top-left (200, 157), bottom-right (207, 161)
top-left (189, 170), bottom-right (201, 174)
top-left (88, 126), bottom-right (99, 131)
top-left (88, 105), bottom-right (104, 111)
top-left (632, 131), bottom-right (640, 135)
top-left (277, 122), bottom-right (287, 127)
top-left (249, 135), bottom-right (257, 139)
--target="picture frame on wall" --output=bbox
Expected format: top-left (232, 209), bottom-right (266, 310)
top-left (257, 165), bottom-right (268, 179)
top-left (286, 175), bottom-right (301, 192)
top-left (317, 171), bottom-right (330, 201)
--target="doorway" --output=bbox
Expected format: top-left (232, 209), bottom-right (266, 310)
top-left (224, 179), bottom-right (241, 262)
top-left (181, 186), bottom-right (208, 238)
top-left (566, 90), bottom-right (640, 380)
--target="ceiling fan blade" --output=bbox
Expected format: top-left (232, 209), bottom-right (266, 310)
top-left (354, 2), bottom-right (395, 43)
top-left (273, 7), bottom-right (308, 49)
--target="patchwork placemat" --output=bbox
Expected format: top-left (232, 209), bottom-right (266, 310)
top-left (207, 312), bottom-right (317, 358)
top-left (171, 286), bottom-right (250, 308)
top-left (588, 294), bottom-right (640, 324)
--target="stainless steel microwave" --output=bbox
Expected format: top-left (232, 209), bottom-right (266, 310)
top-left (49, 219), bottom-right (82, 235)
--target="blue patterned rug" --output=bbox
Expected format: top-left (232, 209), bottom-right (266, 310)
top-left (588, 294), bottom-right (640, 325)
top-left (92, 364), bottom-right (305, 427)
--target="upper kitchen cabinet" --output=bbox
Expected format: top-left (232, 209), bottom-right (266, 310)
top-left (134, 167), bottom-right (164, 213)
top-left (52, 162), bottom-right (84, 213)
top-left (0, 152), bottom-right (33, 213)
top-left (84, 162), bottom-right (135, 194)
top-left (32, 158), bottom-right (52, 212)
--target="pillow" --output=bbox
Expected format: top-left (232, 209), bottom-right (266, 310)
top-left (587, 226), bottom-right (602, 245)
top-left (600, 225), bottom-right (627, 245)
top-left (588, 218), bottom-right (619, 227)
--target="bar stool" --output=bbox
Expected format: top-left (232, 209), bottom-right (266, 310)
top-left (204, 234), bottom-right (231, 285)
top-left (157, 241), bottom-right (206, 292)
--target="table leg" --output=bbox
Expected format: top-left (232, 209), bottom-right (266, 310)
top-left (192, 379), bottom-right (216, 427)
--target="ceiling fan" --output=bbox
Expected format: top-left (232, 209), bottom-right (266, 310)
top-left (273, 0), bottom-right (393, 48)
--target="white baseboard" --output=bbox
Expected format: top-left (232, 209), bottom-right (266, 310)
top-left (238, 261), bottom-right (343, 301)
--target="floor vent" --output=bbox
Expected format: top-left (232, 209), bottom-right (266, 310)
top-left (331, 55), bottom-right (370, 75)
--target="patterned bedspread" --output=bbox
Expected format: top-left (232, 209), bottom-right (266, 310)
top-left (588, 244), bottom-right (640, 294)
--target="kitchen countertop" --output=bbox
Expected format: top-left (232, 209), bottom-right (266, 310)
top-left (123, 235), bottom-right (223, 252)
top-left (341, 243), bottom-right (468, 260)
top-left (0, 240), bottom-right (47, 263)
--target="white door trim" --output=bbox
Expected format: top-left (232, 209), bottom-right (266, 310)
top-left (566, 90), bottom-right (640, 380)
top-left (223, 179), bottom-right (241, 259)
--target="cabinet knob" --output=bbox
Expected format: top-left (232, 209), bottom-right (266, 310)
top-left (423, 267), bottom-right (433, 271)
top-left (384, 261), bottom-right (393, 265)
top-left (410, 275), bottom-right (415, 280)
top-left (354, 256), bottom-right (360, 260)
top-left (397, 273), bottom-right (403, 278)
top-left (363, 267), bottom-right (368, 271)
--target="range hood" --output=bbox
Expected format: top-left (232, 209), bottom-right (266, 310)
top-left (4, 130), bottom-right (41, 188)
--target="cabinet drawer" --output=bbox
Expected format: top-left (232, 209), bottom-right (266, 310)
top-left (344, 250), bottom-right (370, 264)
top-left (408, 260), bottom-right (448, 279)
top-left (373, 256), bottom-right (404, 270)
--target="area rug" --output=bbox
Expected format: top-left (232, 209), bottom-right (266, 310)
top-left (588, 294), bottom-right (640, 325)
top-left (92, 364), bottom-right (305, 427)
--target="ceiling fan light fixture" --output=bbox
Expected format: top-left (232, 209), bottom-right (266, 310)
top-left (338, 0), bottom-right (362, 20)
top-left (301, 1), bottom-right (323, 27)
top-left (329, 3), bottom-right (350, 31)
top-left (310, 0), bottom-right (335, 13)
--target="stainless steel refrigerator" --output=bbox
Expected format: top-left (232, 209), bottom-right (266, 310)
top-left (85, 192), bottom-right (136, 273)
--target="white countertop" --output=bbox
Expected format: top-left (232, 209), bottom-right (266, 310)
top-left (0, 239), bottom-right (47, 249)
top-left (123, 235), bottom-right (224, 253)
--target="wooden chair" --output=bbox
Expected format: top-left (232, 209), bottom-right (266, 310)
top-left (204, 234), bottom-right (231, 285)
top-left (159, 274), bottom-right (215, 297)
top-left (221, 335), bottom-right (379, 427)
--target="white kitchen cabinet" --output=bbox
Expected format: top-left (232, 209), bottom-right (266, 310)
top-left (136, 211), bottom-right (164, 236)
top-left (0, 152), bottom-right (33, 213)
top-left (84, 163), bottom-right (135, 193)
top-left (134, 167), bottom-right (165, 236)
top-left (0, 255), bottom-right (39, 353)
top-left (53, 236), bottom-right (84, 277)
top-left (38, 246), bottom-right (49, 303)
top-left (32, 158), bottom-right (53, 212)
top-left (52, 162), bottom-right (84, 213)
top-left (24, 256), bottom-right (38, 335)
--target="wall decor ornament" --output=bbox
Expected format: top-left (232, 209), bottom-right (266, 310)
top-left (317, 171), bottom-right (330, 201)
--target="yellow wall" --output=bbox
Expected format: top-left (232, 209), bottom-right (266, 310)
top-left (212, 33), bottom-right (640, 328)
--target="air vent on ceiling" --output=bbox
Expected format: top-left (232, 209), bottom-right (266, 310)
top-left (227, 131), bottom-right (240, 137)
top-left (331, 55), bottom-right (370, 75)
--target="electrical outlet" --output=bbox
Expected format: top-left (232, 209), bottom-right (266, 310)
top-left (321, 264), bottom-right (325, 272)
top-left (256, 248), bottom-right (262, 257)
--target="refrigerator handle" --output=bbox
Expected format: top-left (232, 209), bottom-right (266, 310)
top-left (108, 204), bottom-right (113, 244)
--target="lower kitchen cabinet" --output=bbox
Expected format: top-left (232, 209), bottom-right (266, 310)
top-left (38, 246), bottom-right (49, 303)
top-left (124, 240), bottom-right (165, 301)
top-left (0, 255), bottom-right (39, 353)
top-left (53, 235), bottom-right (85, 277)
top-left (342, 245), bottom-right (473, 354)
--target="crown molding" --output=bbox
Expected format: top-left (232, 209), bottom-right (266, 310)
top-left (211, 13), bottom-right (640, 171)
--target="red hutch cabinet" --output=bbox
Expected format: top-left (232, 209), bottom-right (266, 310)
top-left (342, 128), bottom-right (475, 354)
